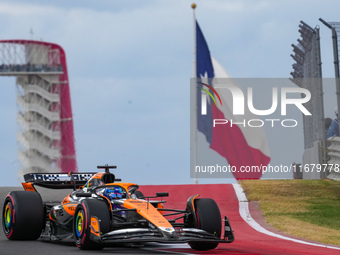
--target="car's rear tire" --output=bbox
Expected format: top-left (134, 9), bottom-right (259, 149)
top-left (188, 198), bottom-right (221, 251)
top-left (2, 191), bottom-right (44, 240)
top-left (73, 199), bottom-right (110, 250)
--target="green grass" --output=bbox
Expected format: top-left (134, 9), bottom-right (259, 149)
top-left (239, 179), bottom-right (340, 245)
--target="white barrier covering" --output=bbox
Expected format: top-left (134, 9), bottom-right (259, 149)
top-left (327, 136), bottom-right (340, 181)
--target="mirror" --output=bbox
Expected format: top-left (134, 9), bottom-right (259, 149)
top-left (156, 192), bottom-right (169, 197)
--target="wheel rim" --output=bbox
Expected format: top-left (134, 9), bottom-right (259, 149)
top-left (75, 210), bottom-right (84, 238)
top-left (3, 202), bottom-right (12, 231)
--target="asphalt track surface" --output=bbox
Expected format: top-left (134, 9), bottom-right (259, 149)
top-left (1, 184), bottom-right (340, 255)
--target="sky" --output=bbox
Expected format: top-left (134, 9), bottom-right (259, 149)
top-left (0, 0), bottom-right (339, 186)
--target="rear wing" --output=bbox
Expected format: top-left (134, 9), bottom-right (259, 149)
top-left (23, 172), bottom-right (97, 189)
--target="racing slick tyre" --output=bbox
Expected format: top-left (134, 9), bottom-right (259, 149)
top-left (2, 191), bottom-right (44, 240)
top-left (134, 190), bottom-right (145, 199)
top-left (73, 199), bottom-right (110, 250)
top-left (188, 198), bottom-right (222, 251)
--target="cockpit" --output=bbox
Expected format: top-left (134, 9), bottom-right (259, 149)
top-left (96, 186), bottom-right (128, 200)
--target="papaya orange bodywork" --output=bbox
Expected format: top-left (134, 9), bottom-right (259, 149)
top-left (21, 182), bottom-right (36, 192)
top-left (62, 194), bottom-right (72, 204)
top-left (124, 199), bottom-right (173, 229)
top-left (191, 194), bottom-right (200, 211)
top-left (62, 203), bottom-right (77, 216)
top-left (157, 203), bottom-right (164, 214)
top-left (58, 181), bottom-right (173, 229)
top-left (90, 217), bottom-right (100, 237)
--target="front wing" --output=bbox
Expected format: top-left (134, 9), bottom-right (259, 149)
top-left (90, 216), bottom-right (234, 245)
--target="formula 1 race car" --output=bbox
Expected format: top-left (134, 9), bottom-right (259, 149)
top-left (2, 165), bottom-right (234, 251)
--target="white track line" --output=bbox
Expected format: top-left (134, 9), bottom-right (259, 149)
top-left (232, 183), bottom-right (340, 251)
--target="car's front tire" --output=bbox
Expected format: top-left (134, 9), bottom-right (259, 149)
top-left (188, 198), bottom-right (222, 251)
top-left (2, 191), bottom-right (44, 240)
top-left (73, 199), bottom-right (110, 250)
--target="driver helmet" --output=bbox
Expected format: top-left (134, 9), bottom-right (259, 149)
top-left (104, 187), bottom-right (123, 200)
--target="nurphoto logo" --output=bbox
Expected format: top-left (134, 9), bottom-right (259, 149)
top-left (198, 79), bottom-right (312, 128)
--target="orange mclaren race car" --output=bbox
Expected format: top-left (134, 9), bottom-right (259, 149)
top-left (2, 165), bottom-right (234, 251)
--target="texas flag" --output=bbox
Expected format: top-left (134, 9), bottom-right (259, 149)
top-left (195, 20), bottom-right (270, 180)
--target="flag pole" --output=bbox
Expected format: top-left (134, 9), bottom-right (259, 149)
top-left (192, 3), bottom-right (197, 77)
top-left (192, 3), bottom-right (198, 184)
